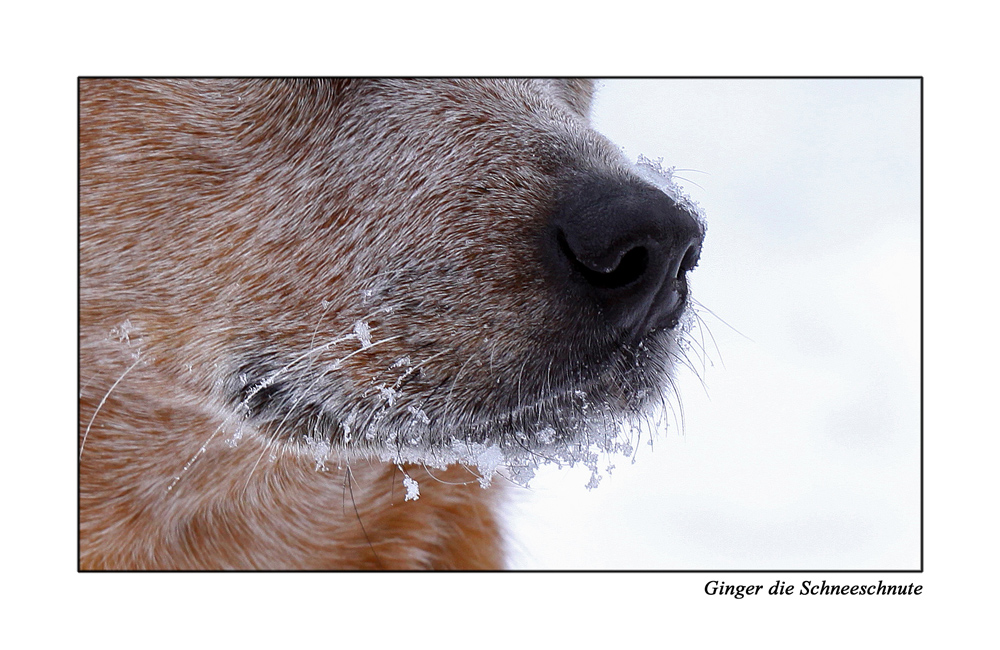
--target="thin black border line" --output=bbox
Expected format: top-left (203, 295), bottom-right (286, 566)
top-left (77, 75), bottom-right (923, 81)
top-left (919, 77), bottom-right (925, 573)
top-left (77, 77), bottom-right (83, 569)
top-left (78, 76), bottom-right (924, 574)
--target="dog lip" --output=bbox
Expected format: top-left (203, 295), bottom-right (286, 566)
top-left (427, 377), bottom-right (649, 442)
top-left (250, 345), bottom-right (663, 446)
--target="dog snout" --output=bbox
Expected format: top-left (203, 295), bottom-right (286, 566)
top-left (548, 175), bottom-right (704, 338)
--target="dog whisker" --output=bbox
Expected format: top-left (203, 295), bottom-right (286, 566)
top-left (79, 353), bottom-right (145, 460)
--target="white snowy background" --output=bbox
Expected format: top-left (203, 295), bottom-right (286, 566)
top-left (507, 78), bottom-right (921, 570)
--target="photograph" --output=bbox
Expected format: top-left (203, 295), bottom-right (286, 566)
top-left (78, 78), bottom-right (921, 572)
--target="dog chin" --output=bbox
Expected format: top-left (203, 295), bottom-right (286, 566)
top-left (259, 308), bottom-right (689, 488)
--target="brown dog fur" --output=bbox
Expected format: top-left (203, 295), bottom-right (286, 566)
top-left (79, 79), bottom-right (698, 570)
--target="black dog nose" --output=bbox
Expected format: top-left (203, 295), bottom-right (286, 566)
top-left (548, 175), bottom-right (704, 337)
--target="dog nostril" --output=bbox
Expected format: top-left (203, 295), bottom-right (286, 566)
top-left (558, 230), bottom-right (649, 290)
top-left (594, 246), bottom-right (649, 289)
